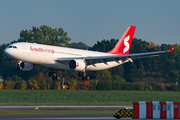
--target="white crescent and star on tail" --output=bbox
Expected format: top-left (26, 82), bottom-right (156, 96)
top-left (123, 35), bottom-right (130, 54)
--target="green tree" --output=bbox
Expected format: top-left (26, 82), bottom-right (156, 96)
top-left (69, 42), bottom-right (89, 50)
top-left (109, 65), bottom-right (124, 77)
top-left (96, 81), bottom-right (112, 90)
top-left (19, 80), bottom-right (27, 90)
top-left (4, 80), bottom-right (15, 89)
top-left (113, 75), bottom-right (126, 82)
top-left (12, 75), bottom-right (22, 82)
top-left (95, 69), bottom-right (112, 81)
top-left (123, 63), bottom-right (142, 82)
top-left (68, 79), bottom-right (78, 90)
top-left (139, 83), bottom-right (145, 91)
top-left (130, 38), bottom-right (150, 53)
top-left (168, 69), bottom-right (179, 80)
top-left (28, 79), bottom-right (39, 90)
top-left (89, 80), bottom-right (98, 90)
top-left (0, 46), bottom-right (4, 69)
top-left (15, 25), bottom-right (71, 46)
top-left (53, 81), bottom-right (61, 90)
top-left (90, 39), bottom-right (118, 52)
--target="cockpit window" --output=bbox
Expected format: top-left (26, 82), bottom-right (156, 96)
top-left (9, 46), bottom-right (17, 49)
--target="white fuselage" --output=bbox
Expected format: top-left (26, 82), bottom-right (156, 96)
top-left (5, 42), bottom-right (129, 71)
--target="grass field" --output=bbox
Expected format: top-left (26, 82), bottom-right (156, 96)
top-left (0, 109), bottom-right (117, 115)
top-left (0, 90), bottom-right (180, 105)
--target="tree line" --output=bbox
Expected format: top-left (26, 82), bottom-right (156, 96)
top-left (0, 76), bottom-right (180, 91)
top-left (0, 25), bottom-right (180, 91)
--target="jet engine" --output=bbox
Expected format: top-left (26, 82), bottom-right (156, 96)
top-left (17, 61), bottom-right (33, 71)
top-left (69, 59), bottom-right (86, 71)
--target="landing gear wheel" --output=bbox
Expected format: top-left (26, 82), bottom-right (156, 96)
top-left (78, 72), bottom-right (83, 77)
top-left (82, 76), bottom-right (85, 81)
top-left (82, 72), bottom-right (86, 77)
top-left (56, 76), bottom-right (60, 80)
top-left (81, 75), bottom-right (90, 81)
top-left (17, 61), bottom-right (24, 70)
top-left (49, 72), bottom-right (53, 77)
top-left (52, 76), bottom-right (56, 81)
top-left (49, 69), bottom-right (59, 81)
top-left (52, 75), bottom-right (60, 81)
top-left (53, 72), bottom-right (56, 77)
top-left (78, 71), bottom-right (90, 81)
top-left (86, 76), bottom-right (90, 80)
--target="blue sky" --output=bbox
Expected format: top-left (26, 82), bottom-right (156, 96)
top-left (0, 0), bottom-right (179, 46)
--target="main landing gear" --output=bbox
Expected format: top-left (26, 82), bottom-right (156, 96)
top-left (78, 71), bottom-right (90, 81)
top-left (48, 69), bottom-right (89, 81)
top-left (49, 69), bottom-right (59, 81)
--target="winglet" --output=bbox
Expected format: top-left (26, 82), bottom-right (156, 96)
top-left (167, 46), bottom-right (176, 52)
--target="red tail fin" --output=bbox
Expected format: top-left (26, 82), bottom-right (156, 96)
top-left (107, 26), bottom-right (136, 55)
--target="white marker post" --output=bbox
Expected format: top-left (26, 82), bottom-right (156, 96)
top-left (62, 78), bottom-right (65, 90)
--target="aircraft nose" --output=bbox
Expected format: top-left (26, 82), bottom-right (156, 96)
top-left (4, 47), bottom-right (11, 57)
top-left (4, 48), bottom-right (8, 54)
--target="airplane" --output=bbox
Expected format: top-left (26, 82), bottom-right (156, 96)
top-left (4, 26), bottom-right (176, 80)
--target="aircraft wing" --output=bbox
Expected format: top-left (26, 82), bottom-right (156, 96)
top-left (56, 46), bottom-right (176, 65)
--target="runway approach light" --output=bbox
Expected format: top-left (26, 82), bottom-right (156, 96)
top-left (35, 107), bottom-right (38, 110)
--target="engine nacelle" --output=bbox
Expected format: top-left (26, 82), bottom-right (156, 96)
top-left (17, 61), bottom-right (33, 71)
top-left (69, 59), bottom-right (86, 71)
